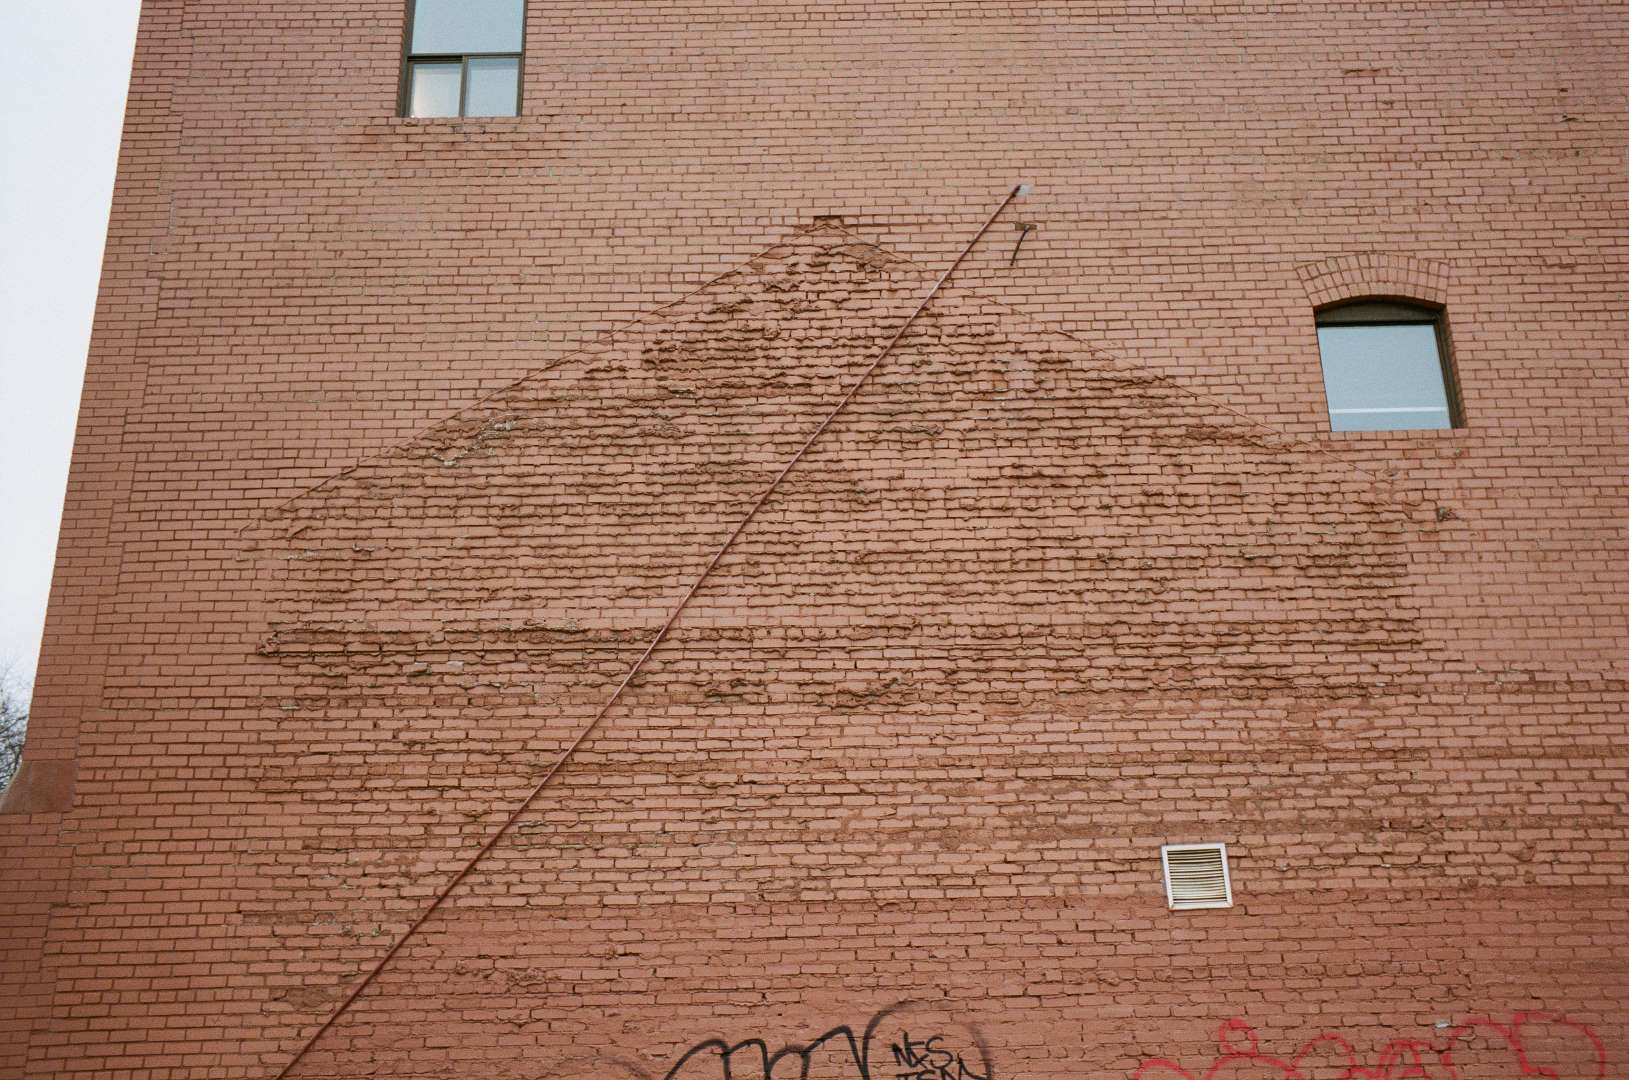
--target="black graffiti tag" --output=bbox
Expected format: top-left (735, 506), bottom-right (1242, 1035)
top-left (889, 1032), bottom-right (989, 1080)
top-left (537, 1002), bottom-right (992, 1080)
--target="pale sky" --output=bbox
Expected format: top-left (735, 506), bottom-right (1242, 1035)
top-left (0, 2), bottom-right (142, 689)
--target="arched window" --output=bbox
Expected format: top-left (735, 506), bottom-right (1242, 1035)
top-left (1314, 299), bottom-right (1462, 431)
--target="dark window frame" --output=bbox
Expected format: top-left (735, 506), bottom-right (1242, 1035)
top-left (1313, 296), bottom-right (1466, 431)
top-left (399, 0), bottom-right (527, 118)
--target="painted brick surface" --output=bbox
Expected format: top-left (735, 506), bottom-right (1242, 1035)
top-left (2, 2), bottom-right (1626, 1078)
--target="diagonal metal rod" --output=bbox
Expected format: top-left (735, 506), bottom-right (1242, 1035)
top-left (270, 183), bottom-right (1024, 1079)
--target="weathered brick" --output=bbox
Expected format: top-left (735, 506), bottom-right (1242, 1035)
top-left (2, 2), bottom-right (1626, 1079)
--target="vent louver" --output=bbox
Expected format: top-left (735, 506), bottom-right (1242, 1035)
top-left (1161, 842), bottom-right (1233, 910)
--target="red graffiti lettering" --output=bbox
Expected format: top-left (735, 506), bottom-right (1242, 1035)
top-left (1132, 1012), bottom-right (1606, 1080)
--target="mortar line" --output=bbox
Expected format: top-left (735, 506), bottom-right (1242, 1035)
top-left (269, 184), bottom-right (1024, 1079)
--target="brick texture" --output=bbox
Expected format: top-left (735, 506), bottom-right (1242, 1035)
top-left (2, 2), bottom-right (1626, 1079)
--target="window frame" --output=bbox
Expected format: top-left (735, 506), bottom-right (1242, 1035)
top-left (1313, 296), bottom-right (1466, 432)
top-left (399, 0), bottom-right (527, 119)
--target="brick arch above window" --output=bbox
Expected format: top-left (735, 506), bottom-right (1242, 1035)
top-left (1295, 252), bottom-right (1451, 309)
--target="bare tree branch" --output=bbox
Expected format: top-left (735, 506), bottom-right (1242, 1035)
top-left (0, 667), bottom-right (30, 794)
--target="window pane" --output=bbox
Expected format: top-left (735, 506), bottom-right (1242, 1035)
top-left (407, 61), bottom-right (462, 118)
top-left (464, 57), bottom-right (520, 117)
top-left (411, 0), bottom-right (524, 54)
top-left (1317, 323), bottom-right (1452, 432)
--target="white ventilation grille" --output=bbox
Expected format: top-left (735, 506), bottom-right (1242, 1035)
top-left (1161, 842), bottom-right (1233, 910)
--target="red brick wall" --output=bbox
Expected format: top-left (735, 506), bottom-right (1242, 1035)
top-left (2, 2), bottom-right (1625, 1077)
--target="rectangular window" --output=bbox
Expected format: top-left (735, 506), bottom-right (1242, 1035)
top-left (402, 0), bottom-right (524, 118)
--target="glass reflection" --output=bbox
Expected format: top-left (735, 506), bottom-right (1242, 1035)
top-left (408, 61), bottom-right (462, 118)
top-left (465, 57), bottom-right (520, 117)
top-left (1317, 323), bottom-right (1452, 432)
top-left (411, 0), bottom-right (525, 54)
